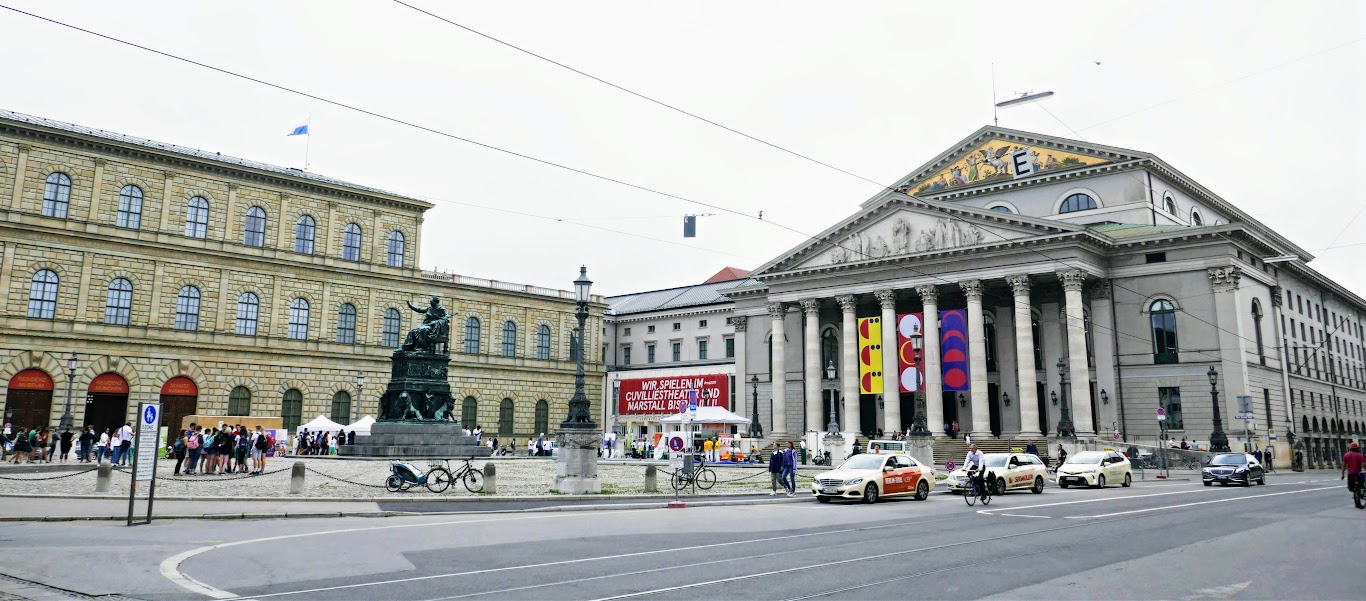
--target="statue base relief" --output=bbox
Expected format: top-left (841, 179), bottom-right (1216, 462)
top-left (552, 429), bottom-right (601, 494)
top-left (338, 422), bottom-right (492, 457)
top-left (907, 433), bottom-right (935, 469)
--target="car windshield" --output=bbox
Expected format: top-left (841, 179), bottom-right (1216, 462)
top-left (1209, 454), bottom-right (1247, 466)
top-left (839, 455), bottom-right (887, 471)
top-left (982, 454), bottom-right (1008, 467)
top-left (1066, 451), bottom-right (1105, 464)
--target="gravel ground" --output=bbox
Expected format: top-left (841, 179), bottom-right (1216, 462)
top-left (0, 457), bottom-right (805, 498)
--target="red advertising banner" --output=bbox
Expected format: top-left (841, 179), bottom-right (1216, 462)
top-left (8, 369), bottom-right (54, 391)
top-left (89, 373), bottom-right (130, 394)
top-left (896, 313), bottom-right (925, 393)
top-left (160, 376), bottom-right (198, 397)
top-left (618, 374), bottom-right (729, 415)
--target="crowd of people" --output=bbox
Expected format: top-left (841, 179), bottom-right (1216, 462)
top-left (3, 422), bottom-right (134, 465)
top-left (167, 423), bottom-right (275, 475)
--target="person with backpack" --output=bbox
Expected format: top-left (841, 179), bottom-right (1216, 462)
top-left (184, 425), bottom-right (201, 475)
top-left (234, 427), bottom-right (250, 473)
top-left (171, 429), bottom-right (188, 475)
top-left (215, 428), bottom-right (232, 474)
top-left (78, 426), bottom-right (95, 463)
top-left (199, 427), bottom-right (216, 473)
top-left (95, 428), bottom-right (111, 464)
top-left (250, 426), bottom-right (269, 474)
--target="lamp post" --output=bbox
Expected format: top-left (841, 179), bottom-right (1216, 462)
top-left (1207, 366), bottom-right (1230, 452)
top-left (353, 374), bottom-right (367, 425)
top-left (59, 353), bottom-right (78, 430)
top-left (1056, 358), bottom-right (1074, 437)
top-left (824, 361), bottom-right (839, 435)
top-left (909, 331), bottom-right (928, 435)
top-left (562, 266), bottom-right (596, 429)
top-left (749, 375), bottom-right (763, 439)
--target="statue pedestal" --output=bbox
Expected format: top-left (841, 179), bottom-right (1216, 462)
top-left (907, 433), bottom-right (935, 469)
top-left (552, 429), bottom-right (601, 494)
top-left (339, 346), bottom-right (490, 458)
top-left (823, 434), bottom-right (848, 467)
top-left (338, 422), bottom-right (491, 457)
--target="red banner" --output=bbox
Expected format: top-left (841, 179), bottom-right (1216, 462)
top-left (618, 374), bottom-right (729, 415)
top-left (160, 376), bottom-right (198, 397)
top-left (89, 373), bottom-right (129, 394)
top-left (896, 313), bottom-right (925, 393)
top-left (8, 369), bottom-right (53, 391)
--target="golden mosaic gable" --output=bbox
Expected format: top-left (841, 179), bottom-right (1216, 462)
top-left (910, 138), bottom-right (1108, 195)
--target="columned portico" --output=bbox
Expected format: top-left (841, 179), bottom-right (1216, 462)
top-left (915, 285), bottom-right (944, 436)
top-left (768, 302), bottom-right (788, 435)
top-left (962, 280), bottom-right (991, 438)
top-left (1008, 275), bottom-right (1041, 436)
top-left (837, 295), bottom-right (859, 436)
top-left (1058, 270), bottom-right (1094, 436)
top-left (801, 299), bottom-right (821, 433)
top-left (876, 290), bottom-right (901, 433)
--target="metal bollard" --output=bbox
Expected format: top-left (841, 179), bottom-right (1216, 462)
top-left (483, 462), bottom-right (497, 495)
top-left (289, 462), bottom-right (306, 494)
top-left (644, 464), bottom-right (657, 493)
top-left (95, 460), bottom-right (112, 493)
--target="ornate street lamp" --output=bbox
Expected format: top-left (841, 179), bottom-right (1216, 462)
top-left (909, 331), bottom-right (928, 435)
top-left (1056, 358), bottom-right (1074, 437)
top-left (561, 266), bottom-right (596, 429)
top-left (1207, 366), bottom-right (1230, 452)
top-left (1100, 389), bottom-right (1109, 404)
top-left (353, 374), bottom-right (367, 425)
top-left (748, 375), bottom-right (763, 439)
top-left (824, 361), bottom-right (840, 435)
top-left (59, 353), bottom-right (78, 430)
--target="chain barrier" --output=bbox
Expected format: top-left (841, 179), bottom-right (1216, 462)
top-left (304, 466), bottom-right (389, 489)
top-left (0, 467), bottom-right (99, 481)
top-left (157, 467), bottom-right (292, 482)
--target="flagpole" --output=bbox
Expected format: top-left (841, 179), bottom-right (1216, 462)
top-left (303, 115), bottom-right (312, 172)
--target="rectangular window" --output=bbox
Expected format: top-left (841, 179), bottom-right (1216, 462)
top-left (725, 337), bottom-right (735, 358)
top-left (622, 347), bottom-right (631, 365)
top-left (647, 345), bottom-right (655, 364)
top-left (698, 340), bottom-right (708, 360)
top-left (672, 322), bottom-right (681, 331)
top-left (623, 327), bottom-right (631, 336)
top-left (1289, 318), bottom-right (1296, 338)
top-left (1297, 295), bottom-right (1303, 313)
top-left (672, 342), bottom-right (682, 362)
top-left (1159, 387), bottom-right (1183, 430)
top-left (647, 325), bottom-right (655, 334)
top-left (699, 319), bottom-right (708, 328)
top-left (1145, 252), bottom-right (1166, 264)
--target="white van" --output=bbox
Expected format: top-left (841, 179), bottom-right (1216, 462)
top-left (867, 440), bottom-right (908, 453)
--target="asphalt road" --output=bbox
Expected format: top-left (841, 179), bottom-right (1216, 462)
top-left (0, 472), bottom-right (1357, 600)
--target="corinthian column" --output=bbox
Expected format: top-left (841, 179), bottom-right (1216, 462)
top-left (768, 303), bottom-right (788, 435)
top-left (733, 316), bottom-right (747, 417)
top-left (801, 299), bottom-right (822, 433)
top-left (876, 290), bottom-right (901, 433)
top-left (915, 285), bottom-right (943, 436)
top-left (837, 295), bottom-right (859, 435)
top-left (1008, 275), bottom-right (1041, 436)
top-left (1058, 270), bottom-right (1094, 435)
top-left (962, 280), bottom-right (991, 438)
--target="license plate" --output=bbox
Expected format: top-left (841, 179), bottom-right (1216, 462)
top-left (822, 488), bottom-right (839, 495)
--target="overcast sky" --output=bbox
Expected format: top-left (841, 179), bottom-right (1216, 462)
top-left (3, 1), bottom-right (1363, 297)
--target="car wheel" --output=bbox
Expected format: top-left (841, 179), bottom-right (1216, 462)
top-left (1204, 481), bottom-right (1212, 486)
top-left (1243, 476), bottom-right (1252, 487)
top-left (1123, 473), bottom-right (1132, 488)
top-left (862, 483), bottom-right (879, 504)
top-left (1031, 476), bottom-right (1044, 494)
top-left (915, 480), bottom-right (930, 501)
top-left (995, 478), bottom-right (1007, 496)
top-left (816, 496), bottom-right (831, 504)
top-left (1258, 474), bottom-right (1266, 485)
top-left (1059, 481), bottom-right (1069, 489)
top-left (1095, 474), bottom-right (1106, 489)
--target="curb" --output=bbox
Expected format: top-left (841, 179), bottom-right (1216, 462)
top-left (0, 489), bottom-right (780, 502)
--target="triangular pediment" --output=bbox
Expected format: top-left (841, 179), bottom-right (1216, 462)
top-left (756, 196), bottom-right (1082, 275)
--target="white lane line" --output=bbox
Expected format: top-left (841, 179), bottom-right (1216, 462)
top-left (995, 513), bottom-right (1051, 518)
top-left (181, 512), bottom-right (973, 600)
top-left (976, 481), bottom-right (1313, 515)
top-left (1063, 485), bottom-right (1337, 519)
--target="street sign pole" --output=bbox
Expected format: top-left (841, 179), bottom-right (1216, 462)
top-left (128, 402), bottom-right (160, 527)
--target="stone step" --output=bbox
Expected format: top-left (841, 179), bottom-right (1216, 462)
top-left (364, 433), bottom-right (481, 446)
top-left (338, 444), bottom-right (493, 458)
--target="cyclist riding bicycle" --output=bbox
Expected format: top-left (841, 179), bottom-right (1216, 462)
top-left (1342, 442), bottom-right (1363, 492)
top-left (965, 444), bottom-right (987, 498)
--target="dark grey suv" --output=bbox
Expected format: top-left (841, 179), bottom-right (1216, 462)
top-left (1202, 453), bottom-right (1266, 487)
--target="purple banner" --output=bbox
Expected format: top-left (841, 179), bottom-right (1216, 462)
top-left (939, 309), bottom-right (970, 392)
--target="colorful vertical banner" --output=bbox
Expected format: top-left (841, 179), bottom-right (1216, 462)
top-left (939, 309), bottom-right (970, 392)
top-left (896, 313), bottom-right (925, 393)
top-left (858, 316), bottom-right (883, 394)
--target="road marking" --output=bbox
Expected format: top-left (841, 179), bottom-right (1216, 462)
top-left (995, 513), bottom-right (1051, 518)
top-left (1063, 486), bottom-right (1337, 519)
top-left (975, 480), bottom-right (1326, 516)
top-left (167, 510), bottom-right (974, 599)
top-left (1183, 581), bottom-right (1252, 600)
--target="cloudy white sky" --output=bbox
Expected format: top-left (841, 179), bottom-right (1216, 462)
top-left (2, 1), bottom-right (1363, 296)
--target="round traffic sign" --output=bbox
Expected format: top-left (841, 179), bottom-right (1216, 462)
top-left (142, 404), bottom-right (158, 426)
top-left (668, 436), bottom-right (685, 452)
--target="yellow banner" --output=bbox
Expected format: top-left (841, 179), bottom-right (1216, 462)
top-left (858, 316), bottom-right (883, 394)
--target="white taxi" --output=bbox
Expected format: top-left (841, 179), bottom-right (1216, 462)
top-left (946, 452), bottom-right (1049, 495)
top-left (811, 453), bottom-right (935, 503)
top-left (1056, 450), bottom-right (1132, 488)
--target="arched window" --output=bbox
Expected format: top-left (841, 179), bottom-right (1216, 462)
top-left (1252, 299), bottom-right (1266, 366)
top-left (281, 389), bottom-right (303, 432)
top-left (228, 386), bottom-right (252, 416)
top-left (42, 172), bottom-right (72, 218)
top-left (1059, 193), bottom-right (1097, 214)
top-left (988, 205), bottom-right (1013, 214)
top-left (104, 278), bottom-right (133, 325)
top-left (236, 292), bottom-right (259, 336)
top-left (185, 196), bottom-right (209, 239)
top-left (498, 398), bottom-right (514, 434)
top-left (1302, 415), bottom-right (1309, 432)
top-left (1031, 310), bottom-right (1044, 368)
top-left (336, 303), bottom-right (357, 344)
top-left (331, 391), bottom-right (351, 423)
top-left (1151, 299), bottom-right (1178, 364)
top-left (243, 206), bottom-right (267, 247)
top-left (117, 185), bottom-right (143, 229)
top-left (382, 308), bottom-right (402, 348)
top-left (534, 400), bottom-right (549, 435)
top-left (821, 329), bottom-right (839, 378)
top-left (1190, 210), bottom-right (1203, 226)
top-left (502, 321), bottom-right (517, 357)
top-left (1163, 195), bottom-right (1177, 215)
top-left (386, 231), bottom-right (405, 267)
top-left (461, 397), bottom-right (478, 429)
top-left (983, 313), bottom-right (998, 372)
top-left (464, 317), bottom-right (481, 354)
top-left (174, 286), bottom-right (201, 331)
top-left (536, 325), bottom-right (552, 360)
top-left (294, 215), bottom-right (316, 255)
top-left (288, 298), bottom-right (310, 340)
top-left (342, 223), bottom-right (362, 261)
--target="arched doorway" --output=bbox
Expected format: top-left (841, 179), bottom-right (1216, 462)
top-left (5, 369), bottom-right (53, 429)
top-left (159, 377), bottom-right (198, 434)
top-left (85, 373), bottom-right (130, 434)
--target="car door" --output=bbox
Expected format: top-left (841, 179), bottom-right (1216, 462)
top-left (898, 455), bottom-right (923, 494)
top-left (883, 456), bottom-right (911, 495)
top-left (1004, 455), bottom-right (1029, 490)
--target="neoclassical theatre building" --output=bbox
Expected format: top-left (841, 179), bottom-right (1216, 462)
top-left (0, 109), bottom-right (603, 437)
top-left (727, 126), bottom-right (1364, 467)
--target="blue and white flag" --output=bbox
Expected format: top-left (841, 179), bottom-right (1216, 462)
top-left (287, 124), bottom-right (309, 136)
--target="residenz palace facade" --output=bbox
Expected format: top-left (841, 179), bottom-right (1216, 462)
top-left (726, 126), bottom-right (1365, 468)
top-left (0, 109), bottom-right (603, 439)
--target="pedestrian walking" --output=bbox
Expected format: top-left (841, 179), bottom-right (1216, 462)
top-left (58, 428), bottom-right (73, 463)
top-left (95, 428), bottom-right (110, 464)
top-left (184, 425), bottom-right (201, 475)
top-left (768, 442), bottom-right (787, 495)
top-left (1264, 445), bottom-right (1275, 472)
top-left (9, 428), bottom-right (29, 464)
top-left (781, 441), bottom-right (798, 496)
top-left (115, 422), bottom-right (133, 465)
top-left (1025, 441), bottom-right (1039, 458)
top-left (527, 438), bottom-right (535, 457)
top-left (171, 429), bottom-right (187, 475)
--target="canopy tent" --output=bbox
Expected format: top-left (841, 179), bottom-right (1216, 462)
top-left (659, 406), bottom-right (751, 425)
top-left (297, 415), bottom-right (346, 434)
top-left (346, 415), bottom-right (375, 436)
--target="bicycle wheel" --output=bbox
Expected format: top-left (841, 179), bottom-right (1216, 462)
top-left (671, 472), bottom-right (686, 491)
top-left (385, 474), bottom-right (403, 492)
top-left (463, 468), bottom-right (484, 493)
top-left (980, 491), bottom-right (991, 506)
top-left (1354, 480), bottom-right (1364, 509)
top-left (425, 468), bottom-right (452, 493)
top-left (696, 468), bottom-right (717, 490)
top-left (964, 485), bottom-right (977, 506)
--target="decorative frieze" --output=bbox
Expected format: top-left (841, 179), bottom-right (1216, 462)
top-left (731, 316), bottom-right (747, 332)
top-left (1208, 266), bottom-right (1242, 292)
top-left (1270, 286), bottom-right (1283, 307)
top-left (1088, 279), bottom-right (1112, 300)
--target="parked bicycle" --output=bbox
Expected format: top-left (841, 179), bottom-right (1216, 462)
top-left (671, 457), bottom-right (717, 491)
top-left (384, 458), bottom-right (483, 493)
top-left (963, 467), bottom-right (993, 507)
top-left (447, 457), bottom-right (485, 493)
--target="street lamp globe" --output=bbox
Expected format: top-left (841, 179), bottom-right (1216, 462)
top-left (574, 265), bottom-right (592, 304)
top-left (66, 353), bottom-right (78, 375)
top-left (824, 361), bottom-right (835, 380)
top-left (1207, 366), bottom-right (1218, 386)
top-left (910, 331), bottom-right (923, 352)
top-left (1051, 391), bottom-right (1058, 405)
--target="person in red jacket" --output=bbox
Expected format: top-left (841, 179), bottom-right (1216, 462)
top-left (1342, 442), bottom-right (1364, 492)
